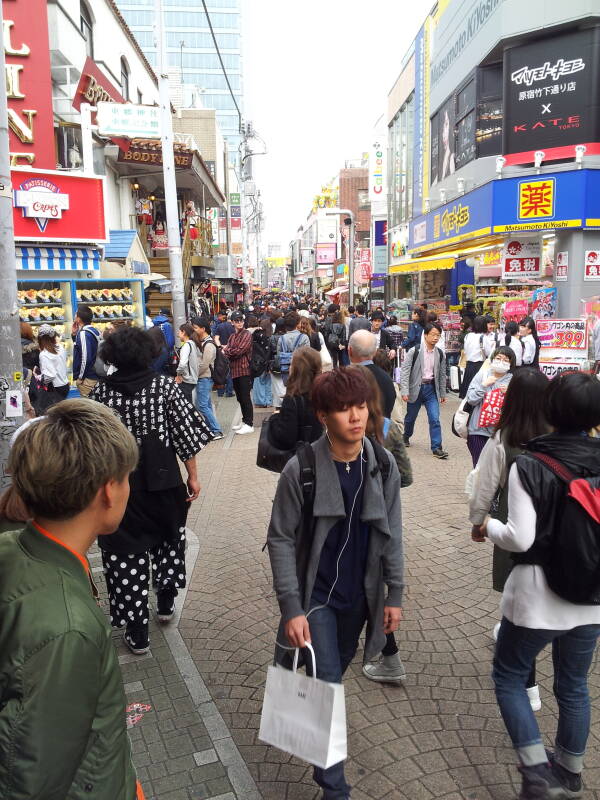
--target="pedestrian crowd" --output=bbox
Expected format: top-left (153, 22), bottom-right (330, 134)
top-left (2, 291), bottom-right (600, 800)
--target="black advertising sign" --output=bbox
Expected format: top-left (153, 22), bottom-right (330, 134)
top-left (503, 28), bottom-right (600, 164)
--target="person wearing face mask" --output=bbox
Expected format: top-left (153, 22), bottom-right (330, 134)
top-left (465, 346), bottom-right (516, 467)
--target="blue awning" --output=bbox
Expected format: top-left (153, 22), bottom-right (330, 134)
top-left (16, 246), bottom-right (101, 271)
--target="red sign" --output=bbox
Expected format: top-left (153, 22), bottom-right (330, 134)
top-left (4, 0), bottom-right (55, 168)
top-left (584, 250), bottom-right (600, 282)
top-left (73, 57), bottom-right (125, 112)
top-left (555, 251), bottom-right (569, 282)
top-left (12, 169), bottom-right (107, 243)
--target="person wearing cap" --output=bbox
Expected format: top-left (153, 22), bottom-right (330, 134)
top-left (223, 313), bottom-right (254, 434)
top-left (29, 324), bottom-right (70, 415)
top-left (152, 307), bottom-right (175, 350)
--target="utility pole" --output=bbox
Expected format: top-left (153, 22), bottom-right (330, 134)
top-left (0, 0), bottom-right (24, 479)
top-left (156, 0), bottom-right (186, 329)
top-left (326, 209), bottom-right (356, 304)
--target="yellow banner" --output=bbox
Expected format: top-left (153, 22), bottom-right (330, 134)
top-left (389, 256), bottom-right (455, 274)
top-left (494, 220), bottom-right (581, 233)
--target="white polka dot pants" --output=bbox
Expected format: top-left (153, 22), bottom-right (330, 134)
top-left (102, 529), bottom-right (187, 628)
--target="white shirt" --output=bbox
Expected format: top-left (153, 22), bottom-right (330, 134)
top-left (482, 331), bottom-right (500, 358)
top-left (521, 334), bottom-right (537, 365)
top-left (487, 465), bottom-right (600, 629)
top-left (507, 336), bottom-right (523, 367)
top-left (463, 331), bottom-right (485, 363)
top-left (39, 346), bottom-right (68, 387)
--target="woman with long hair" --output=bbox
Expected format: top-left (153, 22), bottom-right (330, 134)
top-left (29, 324), bottom-right (69, 415)
top-left (252, 318), bottom-right (273, 408)
top-left (469, 367), bottom-right (550, 709)
top-left (268, 346), bottom-right (322, 450)
top-left (459, 314), bottom-right (490, 398)
top-left (20, 321), bottom-right (39, 373)
top-left (269, 316), bottom-right (287, 409)
top-left (504, 320), bottom-right (522, 367)
top-left (478, 372), bottom-right (600, 800)
top-left (402, 306), bottom-right (427, 351)
top-left (519, 316), bottom-right (541, 367)
top-left (297, 315), bottom-right (321, 352)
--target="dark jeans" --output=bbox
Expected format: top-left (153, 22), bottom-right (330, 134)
top-left (403, 383), bottom-right (442, 451)
top-left (217, 375), bottom-right (234, 396)
top-left (178, 381), bottom-right (194, 405)
top-left (304, 597), bottom-right (368, 799)
top-left (493, 618), bottom-right (600, 772)
top-left (232, 375), bottom-right (253, 426)
top-left (328, 348), bottom-right (343, 369)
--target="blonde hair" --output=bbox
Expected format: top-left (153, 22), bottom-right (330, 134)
top-left (8, 399), bottom-right (138, 520)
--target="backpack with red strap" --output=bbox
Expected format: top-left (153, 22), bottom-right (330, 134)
top-left (531, 452), bottom-right (600, 604)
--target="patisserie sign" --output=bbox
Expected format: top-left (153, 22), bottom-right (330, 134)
top-left (11, 169), bottom-right (107, 243)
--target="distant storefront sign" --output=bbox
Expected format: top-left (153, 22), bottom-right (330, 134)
top-left (538, 318), bottom-right (588, 350)
top-left (315, 243), bottom-right (336, 264)
top-left (555, 251), bottom-right (569, 281)
top-left (373, 218), bottom-right (388, 273)
top-left (584, 250), bottom-right (600, 281)
top-left (118, 139), bottom-right (193, 168)
top-left (503, 29), bottom-right (600, 165)
top-left (229, 193), bottom-right (240, 205)
top-left (369, 142), bottom-right (386, 203)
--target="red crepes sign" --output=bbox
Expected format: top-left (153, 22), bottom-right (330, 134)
top-left (12, 169), bottom-right (107, 243)
top-left (3, 0), bottom-right (55, 168)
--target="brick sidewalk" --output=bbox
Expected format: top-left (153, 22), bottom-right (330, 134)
top-left (180, 395), bottom-right (600, 800)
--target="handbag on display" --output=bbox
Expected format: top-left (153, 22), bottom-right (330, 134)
top-left (259, 643), bottom-right (347, 769)
top-left (451, 397), bottom-right (473, 439)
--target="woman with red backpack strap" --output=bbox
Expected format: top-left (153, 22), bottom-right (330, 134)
top-left (476, 371), bottom-right (600, 800)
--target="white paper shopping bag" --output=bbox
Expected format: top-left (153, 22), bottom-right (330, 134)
top-left (259, 643), bottom-right (347, 769)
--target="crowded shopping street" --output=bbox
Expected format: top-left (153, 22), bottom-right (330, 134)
top-left (4, 0), bottom-right (600, 799)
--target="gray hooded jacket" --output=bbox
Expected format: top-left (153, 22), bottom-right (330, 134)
top-left (267, 435), bottom-right (404, 664)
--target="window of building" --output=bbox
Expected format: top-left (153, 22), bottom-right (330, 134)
top-left (476, 63), bottom-right (503, 158)
top-left (388, 92), bottom-right (414, 228)
top-left (357, 189), bottom-right (370, 210)
top-left (80, 2), bottom-right (94, 58)
top-left (121, 9), bottom-right (153, 26)
top-left (120, 58), bottom-right (130, 101)
top-left (455, 75), bottom-right (476, 170)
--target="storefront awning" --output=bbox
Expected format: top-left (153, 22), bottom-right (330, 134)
top-left (389, 255), bottom-right (455, 274)
top-left (325, 284), bottom-right (349, 296)
top-left (16, 246), bottom-right (100, 271)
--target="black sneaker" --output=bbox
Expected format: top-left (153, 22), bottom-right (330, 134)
top-left (156, 588), bottom-right (176, 622)
top-left (548, 753), bottom-right (583, 797)
top-left (124, 623), bottom-right (149, 655)
top-left (432, 448), bottom-right (449, 459)
top-left (403, 435), bottom-right (410, 447)
top-left (518, 763), bottom-right (570, 799)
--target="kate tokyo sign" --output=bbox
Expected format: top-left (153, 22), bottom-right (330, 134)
top-left (14, 177), bottom-right (69, 232)
top-left (11, 169), bottom-right (107, 243)
top-left (502, 238), bottom-right (541, 279)
top-left (3, 0), bottom-right (55, 167)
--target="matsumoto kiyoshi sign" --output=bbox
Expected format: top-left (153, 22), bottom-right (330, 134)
top-left (503, 28), bottom-right (600, 164)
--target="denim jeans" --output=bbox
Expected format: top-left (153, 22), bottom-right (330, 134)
top-left (195, 377), bottom-right (222, 434)
top-left (252, 372), bottom-right (272, 406)
top-left (303, 597), bottom-right (368, 799)
top-left (217, 375), bottom-right (234, 397)
top-left (403, 383), bottom-right (442, 451)
top-left (493, 617), bottom-right (600, 772)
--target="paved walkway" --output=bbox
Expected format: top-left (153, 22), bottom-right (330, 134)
top-left (99, 392), bottom-right (600, 800)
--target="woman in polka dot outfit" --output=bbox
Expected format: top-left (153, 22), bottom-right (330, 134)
top-left (92, 326), bottom-right (212, 654)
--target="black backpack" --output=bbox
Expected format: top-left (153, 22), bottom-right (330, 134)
top-left (250, 331), bottom-right (271, 379)
top-left (327, 323), bottom-right (345, 349)
top-left (202, 337), bottom-right (230, 385)
top-left (527, 453), bottom-right (600, 604)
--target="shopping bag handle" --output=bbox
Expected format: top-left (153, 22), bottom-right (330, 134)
top-left (292, 642), bottom-right (316, 677)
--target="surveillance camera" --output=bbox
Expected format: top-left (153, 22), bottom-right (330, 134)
top-left (457, 178), bottom-right (465, 194)
top-left (575, 144), bottom-right (586, 163)
top-left (495, 156), bottom-right (506, 175)
top-left (439, 189), bottom-right (447, 204)
top-left (534, 150), bottom-right (545, 169)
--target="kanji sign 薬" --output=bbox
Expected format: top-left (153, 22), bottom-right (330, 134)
top-left (518, 179), bottom-right (555, 219)
top-left (584, 250), bottom-right (600, 281)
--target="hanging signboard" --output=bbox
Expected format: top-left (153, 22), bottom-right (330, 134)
top-left (504, 299), bottom-right (530, 321)
top-left (555, 251), bottom-right (569, 281)
top-left (96, 102), bottom-right (161, 139)
top-left (584, 250), bottom-right (600, 281)
top-left (531, 287), bottom-right (557, 319)
top-left (118, 139), bottom-right (193, 168)
top-left (539, 361), bottom-right (583, 379)
top-left (537, 318), bottom-right (588, 350)
top-left (502, 237), bottom-right (541, 279)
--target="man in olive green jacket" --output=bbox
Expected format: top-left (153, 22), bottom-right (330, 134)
top-left (0, 400), bottom-right (141, 800)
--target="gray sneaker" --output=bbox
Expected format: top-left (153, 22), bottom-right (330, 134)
top-left (362, 652), bottom-right (407, 683)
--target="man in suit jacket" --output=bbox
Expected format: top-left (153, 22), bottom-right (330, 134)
top-left (400, 323), bottom-right (448, 459)
top-left (370, 311), bottom-right (397, 358)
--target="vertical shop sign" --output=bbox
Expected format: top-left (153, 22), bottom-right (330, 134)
top-left (502, 237), bottom-right (541, 279)
top-left (368, 142), bottom-right (386, 203)
top-left (555, 251), bottom-right (568, 281)
top-left (584, 250), bottom-right (600, 281)
top-left (412, 25), bottom-right (425, 214)
top-left (3, 0), bottom-right (55, 167)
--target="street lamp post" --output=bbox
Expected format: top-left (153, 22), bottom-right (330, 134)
top-left (326, 209), bottom-right (355, 305)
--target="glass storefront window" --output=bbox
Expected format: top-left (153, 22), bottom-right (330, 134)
top-left (388, 92), bottom-right (414, 230)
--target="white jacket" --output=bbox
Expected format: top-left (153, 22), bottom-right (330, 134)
top-left (468, 432), bottom-right (506, 525)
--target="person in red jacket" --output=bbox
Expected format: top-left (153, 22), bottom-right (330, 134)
top-left (223, 312), bottom-right (254, 434)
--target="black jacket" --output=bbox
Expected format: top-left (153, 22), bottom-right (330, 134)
top-left (514, 432), bottom-right (600, 569)
top-left (268, 393), bottom-right (322, 451)
top-left (365, 363), bottom-right (396, 419)
top-left (375, 328), bottom-right (396, 351)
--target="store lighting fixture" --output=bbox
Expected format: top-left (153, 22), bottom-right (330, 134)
top-left (495, 156), bottom-right (506, 178)
top-left (457, 178), bottom-right (465, 195)
top-left (132, 182), bottom-right (140, 191)
top-left (534, 150), bottom-right (545, 172)
top-left (575, 144), bottom-right (586, 168)
top-left (150, 194), bottom-right (156, 201)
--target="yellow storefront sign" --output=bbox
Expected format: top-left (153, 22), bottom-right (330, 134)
top-left (389, 255), bottom-right (455, 274)
top-left (518, 178), bottom-right (555, 220)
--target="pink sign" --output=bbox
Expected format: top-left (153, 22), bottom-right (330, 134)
top-left (504, 299), bottom-right (529, 320)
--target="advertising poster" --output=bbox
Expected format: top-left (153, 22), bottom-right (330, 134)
top-left (584, 250), bottom-right (600, 281)
top-left (373, 219), bottom-right (388, 273)
top-left (539, 361), bottom-right (582, 379)
top-left (531, 287), bottom-right (557, 319)
top-left (537, 318), bottom-right (588, 350)
top-left (502, 238), bottom-right (541, 279)
top-left (431, 95), bottom-right (456, 184)
top-left (504, 299), bottom-right (530, 321)
top-left (503, 28), bottom-right (600, 163)
top-left (555, 251), bottom-right (569, 281)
